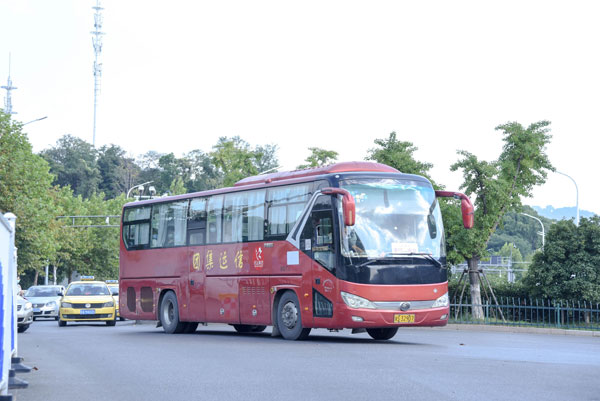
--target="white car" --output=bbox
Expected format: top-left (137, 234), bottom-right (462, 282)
top-left (17, 295), bottom-right (33, 333)
top-left (24, 285), bottom-right (64, 320)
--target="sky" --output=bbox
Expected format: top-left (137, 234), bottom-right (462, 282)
top-left (1, 0), bottom-right (599, 215)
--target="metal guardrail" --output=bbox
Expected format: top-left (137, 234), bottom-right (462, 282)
top-left (450, 297), bottom-right (600, 330)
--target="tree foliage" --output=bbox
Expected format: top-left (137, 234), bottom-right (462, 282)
top-left (445, 121), bottom-right (554, 318)
top-left (0, 111), bottom-right (58, 276)
top-left (210, 136), bottom-right (278, 187)
top-left (367, 132), bottom-right (433, 179)
top-left (297, 147), bottom-right (338, 169)
top-left (525, 217), bottom-right (600, 302)
top-left (40, 135), bottom-right (101, 199)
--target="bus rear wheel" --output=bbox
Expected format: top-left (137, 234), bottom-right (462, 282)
top-left (366, 327), bottom-right (398, 340)
top-left (277, 291), bottom-right (310, 341)
top-left (159, 291), bottom-right (187, 334)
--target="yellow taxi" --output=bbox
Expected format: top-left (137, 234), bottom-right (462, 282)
top-left (58, 276), bottom-right (117, 327)
top-left (105, 280), bottom-right (123, 320)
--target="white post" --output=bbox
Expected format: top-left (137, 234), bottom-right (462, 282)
top-left (5, 214), bottom-right (18, 358)
top-left (0, 213), bottom-right (13, 396)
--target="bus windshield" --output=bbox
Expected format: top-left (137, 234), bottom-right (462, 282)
top-left (339, 178), bottom-right (445, 260)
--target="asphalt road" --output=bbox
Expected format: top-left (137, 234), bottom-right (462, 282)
top-left (10, 319), bottom-right (600, 401)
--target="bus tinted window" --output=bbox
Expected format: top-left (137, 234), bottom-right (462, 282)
top-left (124, 206), bottom-right (151, 222)
top-left (207, 195), bottom-right (224, 244)
top-left (247, 190), bottom-right (265, 241)
top-left (151, 201), bottom-right (188, 248)
top-left (188, 198), bottom-right (207, 246)
top-left (267, 183), bottom-right (312, 237)
top-left (223, 189), bottom-right (266, 243)
top-left (123, 222), bottom-right (150, 249)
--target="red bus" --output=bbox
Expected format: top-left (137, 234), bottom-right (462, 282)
top-left (119, 161), bottom-right (473, 340)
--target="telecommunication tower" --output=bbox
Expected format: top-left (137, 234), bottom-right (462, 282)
top-left (91, 0), bottom-right (104, 147)
top-left (1, 53), bottom-right (17, 115)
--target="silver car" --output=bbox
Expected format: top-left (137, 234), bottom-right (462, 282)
top-left (24, 285), bottom-right (64, 320)
top-left (17, 295), bottom-right (33, 333)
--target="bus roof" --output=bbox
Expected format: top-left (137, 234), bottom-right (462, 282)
top-left (124, 161), bottom-right (401, 207)
top-left (234, 161), bottom-right (399, 187)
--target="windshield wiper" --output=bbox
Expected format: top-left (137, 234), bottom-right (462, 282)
top-left (384, 252), bottom-right (443, 268)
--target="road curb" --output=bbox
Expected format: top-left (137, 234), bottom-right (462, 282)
top-left (438, 323), bottom-right (600, 337)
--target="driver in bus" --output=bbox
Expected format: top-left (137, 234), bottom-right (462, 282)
top-left (347, 227), bottom-right (365, 255)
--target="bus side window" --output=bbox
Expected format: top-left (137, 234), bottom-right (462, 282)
top-left (188, 198), bottom-right (207, 246)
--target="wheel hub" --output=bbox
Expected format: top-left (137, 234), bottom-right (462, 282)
top-left (281, 301), bottom-right (298, 329)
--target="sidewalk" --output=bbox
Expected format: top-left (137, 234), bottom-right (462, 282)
top-left (442, 323), bottom-right (600, 337)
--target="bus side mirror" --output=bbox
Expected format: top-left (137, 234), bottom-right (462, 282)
top-left (435, 190), bottom-right (474, 229)
top-left (322, 187), bottom-right (355, 226)
top-left (461, 199), bottom-right (474, 229)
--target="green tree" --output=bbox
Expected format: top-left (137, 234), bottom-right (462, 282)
top-left (497, 242), bottom-right (523, 263)
top-left (40, 135), bottom-right (101, 198)
top-left (97, 144), bottom-right (139, 199)
top-left (297, 147), bottom-right (338, 169)
top-left (366, 132), bottom-right (433, 179)
top-left (446, 121), bottom-right (553, 319)
top-left (210, 136), bottom-right (279, 187)
top-left (0, 111), bottom-right (58, 279)
top-left (525, 217), bottom-right (600, 303)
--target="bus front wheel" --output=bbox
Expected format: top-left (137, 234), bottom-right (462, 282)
top-left (159, 291), bottom-right (187, 334)
top-left (366, 327), bottom-right (398, 340)
top-left (276, 291), bottom-right (310, 341)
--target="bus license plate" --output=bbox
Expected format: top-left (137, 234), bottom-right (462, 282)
top-left (394, 314), bottom-right (415, 323)
top-left (80, 309), bottom-right (95, 315)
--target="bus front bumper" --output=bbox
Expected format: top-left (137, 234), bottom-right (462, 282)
top-left (336, 305), bottom-right (450, 328)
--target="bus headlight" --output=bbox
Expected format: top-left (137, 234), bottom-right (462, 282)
top-left (432, 293), bottom-right (449, 308)
top-left (341, 291), bottom-right (376, 309)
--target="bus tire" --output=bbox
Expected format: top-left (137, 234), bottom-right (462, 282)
top-left (183, 322), bottom-right (198, 333)
top-left (233, 324), bottom-right (267, 333)
top-left (159, 291), bottom-right (187, 334)
top-left (366, 327), bottom-right (398, 340)
top-left (276, 291), bottom-right (310, 341)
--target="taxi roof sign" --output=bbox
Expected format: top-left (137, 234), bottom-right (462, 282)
top-left (106, 280), bottom-right (118, 284)
top-left (80, 275), bottom-right (95, 280)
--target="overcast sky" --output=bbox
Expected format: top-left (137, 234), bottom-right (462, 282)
top-left (1, 1), bottom-right (599, 215)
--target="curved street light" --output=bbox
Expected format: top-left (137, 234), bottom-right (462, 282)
top-left (556, 171), bottom-right (579, 226)
top-left (520, 213), bottom-right (545, 250)
top-left (127, 181), bottom-right (153, 199)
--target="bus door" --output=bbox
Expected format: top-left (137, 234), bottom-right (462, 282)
top-left (299, 195), bottom-right (337, 324)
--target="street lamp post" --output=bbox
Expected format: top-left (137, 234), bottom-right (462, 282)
top-left (556, 171), bottom-right (579, 226)
top-left (127, 181), bottom-right (153, 199)
top-left (520, 213), bottom-right (545, 250)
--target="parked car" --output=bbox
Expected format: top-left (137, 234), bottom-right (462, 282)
top-left (106, 280), bottom-right (124, 321)
top-left (23, 285), bottom-right (65, 320)
top-left (17, 295), bottom-right (34, 333)
top-left (58, 278), bottom-right (117, 327)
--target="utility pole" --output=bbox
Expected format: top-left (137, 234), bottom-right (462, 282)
top-left (91, 0), bottom-right (104, 147)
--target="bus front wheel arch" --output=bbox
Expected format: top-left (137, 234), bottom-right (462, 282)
top-left (276, 290), bottom-right (311, 341)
